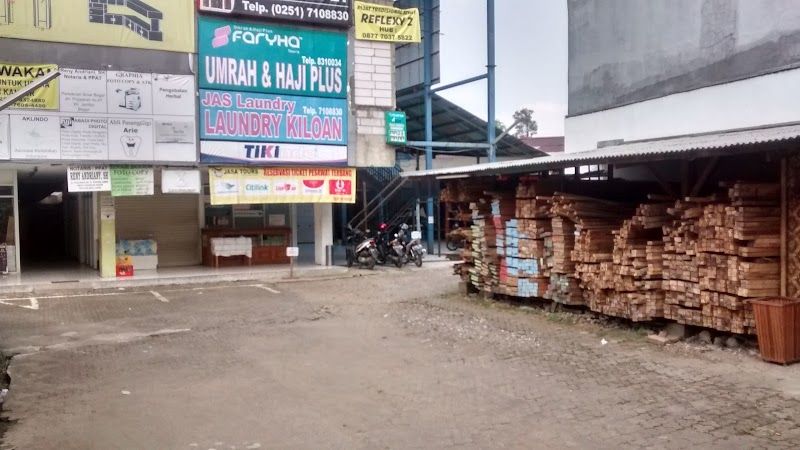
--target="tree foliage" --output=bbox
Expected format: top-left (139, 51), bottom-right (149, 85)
top-left (512, 108), bottom-right (538, 138)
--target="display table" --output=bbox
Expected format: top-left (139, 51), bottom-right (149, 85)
top-left (117, 239), bottom-right (158, 271)
top-left (202, 227), bottom-right (291, 267)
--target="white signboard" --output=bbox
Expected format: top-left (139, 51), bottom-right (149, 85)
top-left (286, 247), bottom-right (300, 258)
top-left (68, 166), bottom-right (111, 192)
top-left (6, 69), bottom-right (196, 163)
top-left (0, 115), bottom-right (8, 160)
top-left (162, 169), bottom-right (201, 194)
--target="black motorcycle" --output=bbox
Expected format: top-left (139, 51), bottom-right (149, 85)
top-left (345, 225), bottom-right (378, 270)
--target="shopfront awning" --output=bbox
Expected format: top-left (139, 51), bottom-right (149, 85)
top-left (401, 122), bottom-right (800, 178)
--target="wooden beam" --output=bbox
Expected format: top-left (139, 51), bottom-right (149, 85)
top-left (690, 156), bottom-right (720, 197)
top-left (645, 164), bottom-right (678, 199)
top-left (781, 157), bottom-right (788, 297)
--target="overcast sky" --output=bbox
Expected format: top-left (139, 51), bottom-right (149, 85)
top-left (436, 0), bottom-right (568, 137)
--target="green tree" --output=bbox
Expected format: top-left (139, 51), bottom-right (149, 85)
top-left (512, 108), bottom-right (538, 138)
top-left (495, 120), bottom-right (507, 133)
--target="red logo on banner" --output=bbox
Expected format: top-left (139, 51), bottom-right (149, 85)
top-left (329, 179), bottom-right (352, 195)
top-left (303, 179), bottom-right (325, 189)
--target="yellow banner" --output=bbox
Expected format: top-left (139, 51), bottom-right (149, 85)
top-left (209, 167), bottom-right (356, 205)
top-left (0, 63), bottom-right (59, 110)
top-left (0, 0), bottom-right (195, 53)
top-left (354, 1), bottom-right (421, 43)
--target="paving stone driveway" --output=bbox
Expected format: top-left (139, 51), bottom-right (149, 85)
top-left (0, 266), bottom-right (797, 449)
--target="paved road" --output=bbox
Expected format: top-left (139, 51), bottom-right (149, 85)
top-left (0, 267), bottom-right (799, 449)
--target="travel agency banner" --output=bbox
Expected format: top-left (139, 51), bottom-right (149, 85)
top-left (0, 68), bottom-right (196, 162)
top-left (199, 89), bottom-right (347, 165)
top-left (354, 1), bottom-right (421, 43)
top-left (0, 0), bottom-right (195, 53)
top-left (198, 17), bottom-right (347, 98)
top-left (197, 0), bottom-right (352, 28)
top-left (0, 63), bottom-right (59, 110)
top-left (209, 166), bottom-right (356, 205)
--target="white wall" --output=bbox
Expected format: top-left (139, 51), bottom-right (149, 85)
top-left (565, 68), bottom-right (800, 153)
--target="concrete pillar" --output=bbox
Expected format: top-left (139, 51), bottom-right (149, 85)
top-left (98, 193), bottom-right (116, 278)
top-left (313, 203), bottom-right (333, 266)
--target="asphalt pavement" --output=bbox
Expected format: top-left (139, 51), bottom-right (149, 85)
top-left (0, 266), bottom-right (798, 449)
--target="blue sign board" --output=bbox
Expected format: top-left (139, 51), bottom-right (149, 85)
top-left (198, 17), bottom-right (347, 98)
top-left (200, 89), bottom-right (347, 146)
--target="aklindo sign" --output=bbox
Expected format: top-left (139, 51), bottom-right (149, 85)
top-left (197, 0), bottom-right (352, 29)
top-left (209, 166), bottom-right (356, 205)
top-left (354, 1), bottom-right (421, 43)
top-left (198, 17), bottom-right (347, 98)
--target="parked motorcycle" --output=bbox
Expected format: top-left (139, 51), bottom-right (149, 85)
top-left (399, 224), bottom-right (425, 267)
top-left (386, 232), bottom-right (407, 268)
top-left (345, 225), bottom-right (378, 270)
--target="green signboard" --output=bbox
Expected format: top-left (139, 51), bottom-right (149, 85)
top-left (111, 167), bottom-right (154, 197)
top-left (198, 17), bottom-right (347, 99)
top-left (385, 111), bottom-right (407, 145)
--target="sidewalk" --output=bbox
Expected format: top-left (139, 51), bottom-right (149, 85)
top-left (0, 255), bottom-right (455, 294)
top-left (0, 264), bottom-right (354, 294)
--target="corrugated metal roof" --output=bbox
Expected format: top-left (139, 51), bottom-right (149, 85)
top-left (397, 90), bottom-right (547, 158)
top-left (401, 123), bottom-right (800, 178)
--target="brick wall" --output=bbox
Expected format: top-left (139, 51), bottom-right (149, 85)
top-left (348, 0), bottom-right (397, 167)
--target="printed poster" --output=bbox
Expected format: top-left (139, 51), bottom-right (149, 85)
top-left (198, 17), bottom-right (347, 98)
top-left (354, 1), bottom-right (421, 43)
top-left (0, 63), bottom-right (59, 110)
top-left (6, 69), bottom-right (196, 162)
top-left (162, 169), bottom-right (201, 194)
top-left (68, 166), bottom-right (111, 192)
top-left (111, 167), bottom-right (155, 197)
top-left (0, 0), bottom-right (195, 53)
top-left (0, 115), bottom-right (7, 159)
top-left (209, 167), bottom-right (356, 205)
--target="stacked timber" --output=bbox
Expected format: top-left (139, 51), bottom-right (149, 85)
top-left (547, 217), bottom-right (583, 304)
top-left (662, 199), bottom-right (705, 325)
top-left (551, 192), bottom-right (633, 308)
top-left (484, 194), bottom-right (515, 294)
top-left (467, 199), bottom-right (491, 291)
top-left (440, 180), bottom-right (486, 203)
top-left (695, 182), bottom-right (780, 334)
top-left (600, 203), bottom-right (672, 321)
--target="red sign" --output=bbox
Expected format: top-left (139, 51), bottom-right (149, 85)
top-left (329, 179), bottom-right (352, 196)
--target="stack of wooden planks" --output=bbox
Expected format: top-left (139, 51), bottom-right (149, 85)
top-left (662, 199), bottom-right (704, 325)
top-left (695, 182), bottom-right (780, 334)
top-left (597, 203), bottom-right (672, 321)
top-left (551, 192), bottom-right (632, 308)
top-left (440, 180), bottom-right (487, 203)
top-left (468, 199), bottom-right (491, 291)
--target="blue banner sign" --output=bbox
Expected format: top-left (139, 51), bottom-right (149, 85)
top-left (200, 89), bottom-right (347, 146)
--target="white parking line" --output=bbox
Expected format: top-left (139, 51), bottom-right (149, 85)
top-left (0, 297), bottom-right (39, 310)
top-left (150, 291), bottom-right (169, 303)
top-left (254, 285), bottom-right (281, 294)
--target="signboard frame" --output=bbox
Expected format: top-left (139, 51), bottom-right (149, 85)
top-left (197, 0), bottom-right (352, 28)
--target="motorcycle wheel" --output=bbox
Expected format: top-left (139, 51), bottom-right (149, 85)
top-left (346, 250), bottom-right (354, 268)
top-left (446, 240), bottom-right (459, 251)
top-left (394, 257), bottom-right (404, 268)
top-left (364, 255), bottom-right (376, 270)
top-left (414, 251), bottom-right (423, 267)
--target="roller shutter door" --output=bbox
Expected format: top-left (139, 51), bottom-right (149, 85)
top-left (114, 191), bottom-right (201, 267)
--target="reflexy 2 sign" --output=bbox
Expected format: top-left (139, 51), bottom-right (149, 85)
top-left (197, 0), bottom-right (352, 28)
top-left (198, 17), bottom-right (347, 98)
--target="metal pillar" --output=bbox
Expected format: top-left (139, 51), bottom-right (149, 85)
top-left (424, 0), bottom-right (435, 253)
top-left (487, 0), bottom-right (497, 162)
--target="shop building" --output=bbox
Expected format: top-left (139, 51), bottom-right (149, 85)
top-left (0, 0), bottom-right (401, 279)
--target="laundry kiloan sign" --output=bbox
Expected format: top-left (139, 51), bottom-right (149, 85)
top-left (199, 89), bottom-right (347, 146)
